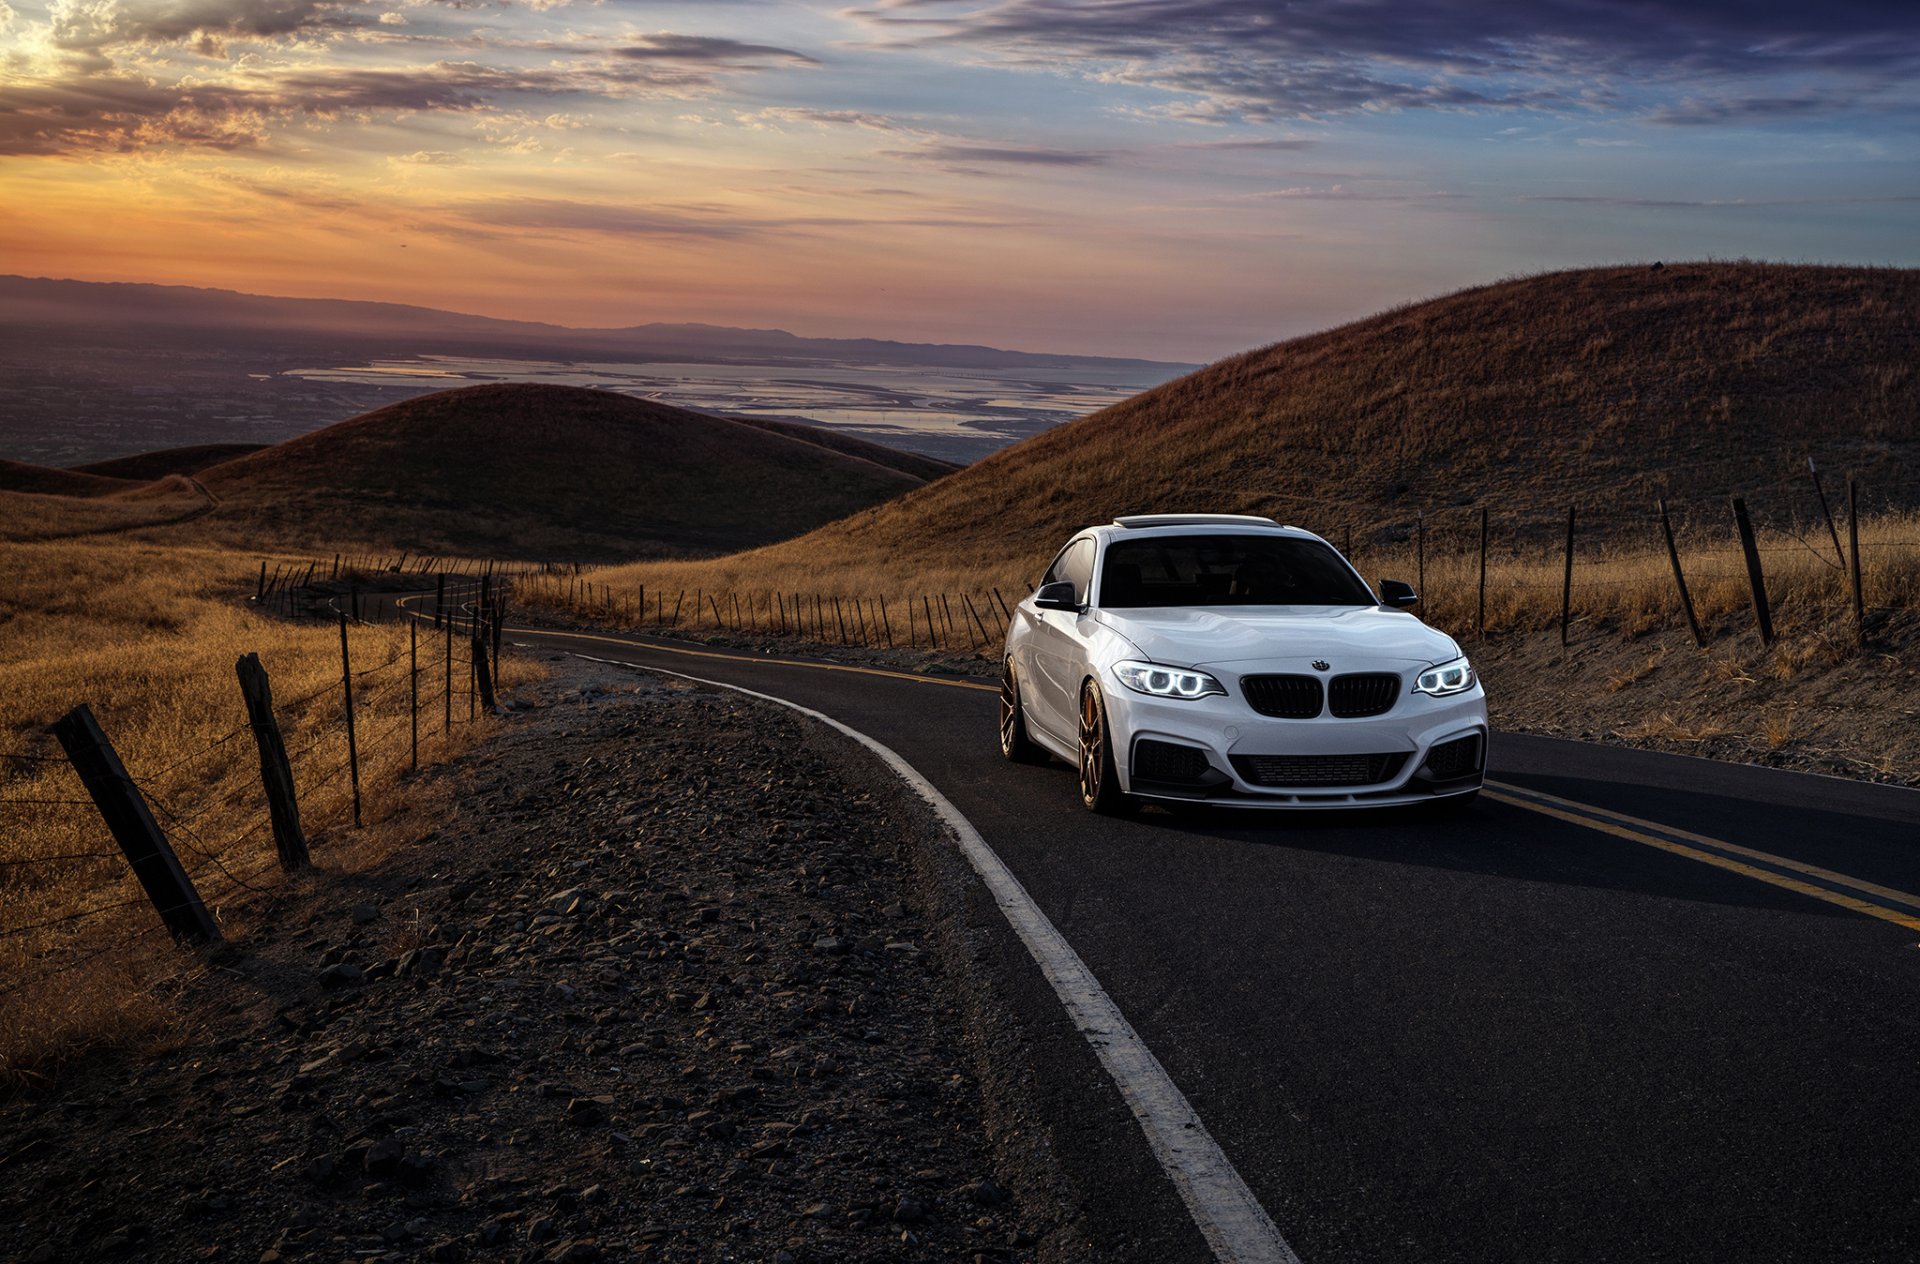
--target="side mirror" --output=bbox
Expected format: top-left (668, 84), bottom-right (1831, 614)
top-left (1034, 581), bottom-right (1080, 612)
top-left (1378, 579), bottom-right (1419, 609)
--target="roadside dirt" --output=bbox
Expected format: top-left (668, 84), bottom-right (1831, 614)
top-left (0, 656), bottom-right (1081, 1264)
top-left (1476, 606), bottom-right (1920, 786)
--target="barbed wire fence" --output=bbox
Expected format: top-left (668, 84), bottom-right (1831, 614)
top-left (508, 468), bottom-right (1918, 659)
top-left (0, 569), bottom-right (519, 1052)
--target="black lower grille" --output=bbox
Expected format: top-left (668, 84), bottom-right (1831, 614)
top-left (1328, 673), bottom-right (1401, 718)
top-left (1230, 752), bottom-right (1409, 788)
top-left (1240, 675), bottom-right (1323, 718)
top-left (1132, 739), bottom-right (1213, 784)
top-left (1425, 734), bottom-right (1483, 779)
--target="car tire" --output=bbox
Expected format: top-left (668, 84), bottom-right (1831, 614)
top-left (999, 660), bottom-right (1049, 765)
top-left (1077, 681), bottom-right (1131, 815)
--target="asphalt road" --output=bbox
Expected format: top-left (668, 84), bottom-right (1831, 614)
top-left (478, 616), bottom-right (1920, 1263)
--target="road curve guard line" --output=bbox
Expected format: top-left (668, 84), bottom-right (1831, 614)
top-left (1486, 780), bottom-right (1920, 934)
top-left (564, 650), bottom-right (1303, 1264)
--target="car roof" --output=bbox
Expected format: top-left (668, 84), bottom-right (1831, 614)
top-left (1084, 514), bottom-right (1325, 545)
top-left (1111, 513), bottom-right (1287, 530)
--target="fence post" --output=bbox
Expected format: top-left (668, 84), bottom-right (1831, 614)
top-left (879, 596), bottom-right (894, 647)
top-left (409, 621), bottom-right (419, 773)
top-left (1416, 512), bottom-right (1425, 600)
top-left (1848, 477), bottom-right (1864, 645)
top-left (442, 606), bottom-right (454, 735)
top-left (1476, 507), bottom-right (1488, 636)
top-left (1808, 458), bottom-right (1845, 568)
top-left (51, 705), bottom-right (221, 944)
top-left (256, 561), bottom-right (266, 601)
top-left (235, 653), bottom-right (309, 872)
top-left (1658, 499), bottom-right (1706, 649)
top-left (1730, 497), bottom-right (1775, 647)
top-left (338, 614), bottom-right (362, 827)
top-left (1560, 506), bottom-right (1575, 648)
top-left (471, 632), bottom-right (496, 711)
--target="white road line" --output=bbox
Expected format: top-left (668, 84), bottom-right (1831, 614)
top-left (563, 649), bottom-right (1302, 1264)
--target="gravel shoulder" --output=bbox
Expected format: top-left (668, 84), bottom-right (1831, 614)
top-left (0, 654), bottom-right (1089, 1264)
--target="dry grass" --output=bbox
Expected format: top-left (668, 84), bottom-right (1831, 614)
top-left (0, 536), bottom-right (535, 1084)
top-left (525, 510), bottom-right (1920, 660)
top-left (535, 263), bottom-right (1918, 644)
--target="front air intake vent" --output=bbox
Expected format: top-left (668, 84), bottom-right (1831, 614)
top-left (1131, 739), bottom-right (1213, 785)
top-left (1230, 752), bottom-right (1410, 788)
top-left (1240, 675), bottom-right (1324, 719)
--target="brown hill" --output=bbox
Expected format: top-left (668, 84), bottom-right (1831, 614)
top-left (193, 382), bottom-right (940, 559)
top-left (589, 262), bottom-right (1920, 595)
top-left (0, 459), bottom-right (139, 498)
top-left (74, 443), bottom-right (266, 481)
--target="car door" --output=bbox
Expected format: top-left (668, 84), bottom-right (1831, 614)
top-left (1027, 537), bottom-right (1097, 743)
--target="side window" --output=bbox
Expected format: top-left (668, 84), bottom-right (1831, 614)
top-left (1062, 539), bottom-right (1096, 605)
top-left (1040, 543), bottom-right (1073, 588)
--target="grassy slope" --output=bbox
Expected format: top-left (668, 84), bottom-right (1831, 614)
top-left (582, 262), bottom-right (1920, 597)
top-left (0, 459), bottom-right (139, 498)
top-left (192, 382), bottom-right (935, 560)
top-left (73, 443), bottom-right (267, 481)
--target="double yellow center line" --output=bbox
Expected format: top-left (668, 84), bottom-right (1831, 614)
top-left (1486, 780), bottom-right (1920, 934)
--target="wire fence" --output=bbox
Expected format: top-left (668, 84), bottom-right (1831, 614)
top-left (516, 473), bottom-right (1919, 654)
top-left (1, 577), bottom-right (516, 1060)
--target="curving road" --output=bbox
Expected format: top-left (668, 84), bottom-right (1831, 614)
top-left (433, 607), bottom-right (1920, 1263)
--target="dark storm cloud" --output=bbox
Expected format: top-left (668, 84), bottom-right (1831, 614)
top-left (612, 33), bottom-right (818, 66)
top-left (848, 0), bottom-right (1920, 122)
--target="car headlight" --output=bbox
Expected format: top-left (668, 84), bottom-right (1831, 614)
top-left (1113, 660), bottom-right (1226, 700)
top-left (1414, 656), bottom-right (1476, 697)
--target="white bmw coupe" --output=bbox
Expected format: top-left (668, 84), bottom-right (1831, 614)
top-left (998, 514), bottom-right (1487, 813)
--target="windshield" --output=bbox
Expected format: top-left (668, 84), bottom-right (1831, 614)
top-left (1099, 534), bottom-right (1374, 608)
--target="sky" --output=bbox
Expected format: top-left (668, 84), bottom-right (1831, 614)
top-left (1, 0), bottom-right (1917, 361)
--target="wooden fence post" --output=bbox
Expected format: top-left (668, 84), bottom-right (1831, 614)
top-left (1476, 507), bottom-right (1488, 636)
top-left (53, 705), bottom-right (222, 943)
top-left (1560, 506), bottom-right (1575, 648)
top-left (235, 653), bottom-right (309, 872)
top-left (1848, 477), bottom-right (1864, 645)
top-left (471, 632), bottom-right (495, 711)
top-left (1808, 458), bottom-right (1845, 568)
top-left (1658, 499), bottom-right (1706, 649)
top-left (879, 596), bottom-right (894, 647)
top-left (1730, 497), bottom-right (1775, 647)
top-left (443, 608), bottom-right (454, 735)
top-left (338, 614), bottom-right (362, 827)
top-left (1416, 512), bottom-right (1425, 600)
top-left (923, 596), bottom-right (939, 648)
top-left (256, 561), bottom-right (267, 601)
top-left (409, 621), bottom-right (419, 773)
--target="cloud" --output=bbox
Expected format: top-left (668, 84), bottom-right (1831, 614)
top-left (455, 195), bottom-right (1030, 239)
top-left (742, 105), bottom-right (901, 131)
top-left (393, 148), bottom-right (463, 163)
top-left (47, 0), bottom-right (356, 55)
top-left (844, 0), bottom-right (1920, 124)
top-left (913, 141), bottom-right (1105, 165)
top-left (612, 33), bottom-right (817, 67)
top-left (1519, 193), bottom-right (1920, 208)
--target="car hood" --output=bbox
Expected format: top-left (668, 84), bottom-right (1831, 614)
top-left (1094, 606), bottom-right (1458, 671)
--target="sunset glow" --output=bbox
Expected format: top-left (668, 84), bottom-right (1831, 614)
top-left (3, 0), bottom-right (1916, 359)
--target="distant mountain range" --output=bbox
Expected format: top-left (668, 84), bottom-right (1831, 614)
top-left (0, 276), bottom-right (1196, 467)
top-left (0, 275), bottom-right (1186, 373)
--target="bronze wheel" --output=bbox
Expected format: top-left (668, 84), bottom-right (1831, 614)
top-left (999, 660), bottom-right (1047, 764)
top-left (1077, 681), bottom-right (1129, 815)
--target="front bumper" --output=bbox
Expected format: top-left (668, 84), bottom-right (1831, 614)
top-left (1108, 679), bottom-right (1488, 810)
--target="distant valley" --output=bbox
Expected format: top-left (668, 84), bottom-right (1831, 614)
top-left (0, 276), bottom-right (1196, 467)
